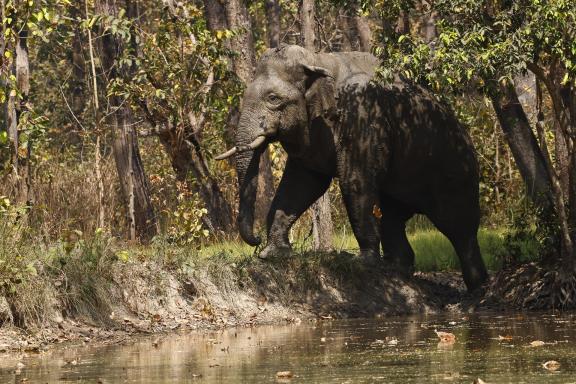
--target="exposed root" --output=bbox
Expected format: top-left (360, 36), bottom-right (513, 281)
top-left (485, 262), bottom-right (576, 310)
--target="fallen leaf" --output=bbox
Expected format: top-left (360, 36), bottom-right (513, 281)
top-left (543, 360), bottom-right (560, 371)
top-left (435, 330), bottom-right (456, 344)
top-left (276, 371), bottom-right (293, 378)
top-left (474, 379), bottom-right (487, 384)
top-left (530, 340), bottom-right (545, 347)
top-left (498, 335), bottom-right (513, 341)
top-left (387, 338), bottom-right (399, 346)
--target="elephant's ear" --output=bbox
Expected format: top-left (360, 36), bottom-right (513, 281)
top-left (302, 64), bottom-right (337, 123)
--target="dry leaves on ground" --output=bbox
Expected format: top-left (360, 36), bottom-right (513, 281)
top-left (435, 330), bottom-right (456, 344)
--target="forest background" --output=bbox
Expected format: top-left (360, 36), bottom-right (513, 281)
top-left (0, 0), bottom-right (575, 314)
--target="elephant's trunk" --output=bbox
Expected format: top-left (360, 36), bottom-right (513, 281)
top-left (235, 113), bottom-right (267, 246)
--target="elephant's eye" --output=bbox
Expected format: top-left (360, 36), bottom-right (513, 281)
top-left (266, 93), bottom-right (282, 105)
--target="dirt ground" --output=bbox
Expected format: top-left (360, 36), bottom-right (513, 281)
top-left (0, 252), bottom-right (506, 353)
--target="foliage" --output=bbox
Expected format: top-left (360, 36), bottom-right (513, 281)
top-left (366, 0), bottom-right (576, 92)
top-left (0, 198), bottom-right (36, 295)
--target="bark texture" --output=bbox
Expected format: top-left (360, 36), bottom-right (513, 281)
top-left (354, 14), bottom-right (372, 52)
top-left (97, 0), bottom-right (157, 241)
top-left (490, 82), bottom-right (554, 210)
top-left (265, 0), bottom-right (281, 48)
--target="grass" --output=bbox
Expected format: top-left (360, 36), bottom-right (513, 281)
top-left (196, 227), bottom-right (539, 272)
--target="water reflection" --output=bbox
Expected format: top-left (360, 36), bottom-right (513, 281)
top-left (1, 313), bottom-right (575, 383)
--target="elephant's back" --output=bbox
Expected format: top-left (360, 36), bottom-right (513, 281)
top-left (370, 79), bottom-right (479, 208)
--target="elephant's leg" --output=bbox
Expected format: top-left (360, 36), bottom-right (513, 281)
top-left (339, 178), bottom-right (381, 264)
top-left (259, 159), bottom-right (332, 259)
top-left (379, 196), bottom-right (415, 275)
top-left (427, 196), bottom-right (488, 291)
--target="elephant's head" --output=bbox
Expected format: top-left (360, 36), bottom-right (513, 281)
top-left (215, 45), bottom-right (337, 246)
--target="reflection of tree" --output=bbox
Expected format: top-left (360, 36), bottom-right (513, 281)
top-left (3, 315), bottom-right (576, 382)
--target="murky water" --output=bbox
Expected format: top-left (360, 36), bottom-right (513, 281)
top-left (2, 313), bottom-right (576, 383)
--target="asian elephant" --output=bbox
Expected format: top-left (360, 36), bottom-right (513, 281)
top-left (216, 45), bottom-right (488, 292)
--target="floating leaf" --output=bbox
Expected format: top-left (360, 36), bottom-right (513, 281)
top-left (543, 360), bottom-right (560, 371)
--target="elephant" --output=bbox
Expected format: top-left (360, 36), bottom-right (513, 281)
top-left (216, 45), bottom-right (488, 292)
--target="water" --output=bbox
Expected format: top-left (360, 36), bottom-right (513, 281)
top-left (2, 313), bottom-right (576, 383)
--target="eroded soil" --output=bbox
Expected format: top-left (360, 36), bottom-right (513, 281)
top-left (0, 251), bottom-right (505, 353)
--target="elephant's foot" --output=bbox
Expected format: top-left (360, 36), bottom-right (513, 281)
top-left (393, 262), bottom-right (415, 278)
top-left (382, 258), bottom-right (415, 277)
top-left (358, 249), bottom-right (384, 268)
top-left (258, 244), bottom-right (292, 260)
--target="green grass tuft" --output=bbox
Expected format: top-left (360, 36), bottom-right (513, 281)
top-left (190, 228), bottom-right (539, 273)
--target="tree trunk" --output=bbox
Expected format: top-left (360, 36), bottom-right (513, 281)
top-left (203, 0), bottom-right (227, 31)
top-left (300, 0), bottom-right (316, 51)
top-left (223, 0), bottom-right (275, 227)
top-left (300, 0), bottom-right (333, 251)
top-left (264, 0), bottom-right (281, 48)
top-left (396, 11), bottom-right (410, 34)
top-left (96, 0), bottom-right (157, 241)
top-left (15, 26), bottom-right (30, 205)
top-left (490, 82), bottom-right (554, 211)
top-left (422, 6), bottom-right (436, 42)
top-left (85, 0), bottom-right (106, 230)
top-left (70, 3), bottom-right (86, 115)
top-left (354, 14), bottom-right (372, 52)
top-left (555, 119), bottom-right (570, 197)
top-left (111, 107), bottom-right (157, 240)
top-left (5, 18), bottom-right (31, 205)
top-left (529, 63), bottom-right (576, 268)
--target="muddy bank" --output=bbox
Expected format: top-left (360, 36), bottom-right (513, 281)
top-left (0, 251), bottom-right (473, 352)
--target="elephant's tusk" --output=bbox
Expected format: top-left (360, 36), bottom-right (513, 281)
top-left (214, 135), bottom-right (267, 160)
top-left (215, 146), bottom-right (238, 160)
top-left (247, 135), bottom-right (266, 150)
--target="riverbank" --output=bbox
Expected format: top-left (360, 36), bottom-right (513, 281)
top-left (0, 228), bottom-right (538, 352)
top-left (0, 252), bottom-right (470, 352)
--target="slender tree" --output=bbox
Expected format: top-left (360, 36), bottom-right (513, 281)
top-left (95, 0), bottom-right (157, 241)
top-left (300, 0), bottom-right (334, 251)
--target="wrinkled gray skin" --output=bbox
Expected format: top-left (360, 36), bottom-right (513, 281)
top-left (231, 45), bottom-right (488, 292)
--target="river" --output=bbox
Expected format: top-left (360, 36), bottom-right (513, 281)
top-left (1, 313), bottom-right (575, 383)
